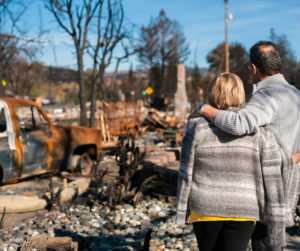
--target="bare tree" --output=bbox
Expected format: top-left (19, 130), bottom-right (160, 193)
top-left (4, 53), bottom-right (44, 95)
top-left (0, 0), bottom-right (44, 97)
top-left (46, 0), bottom-right (137, 128)
top-left (45, 0), bottom-right (102, 126)
top-left (86, 0), bottom-right (137, 128)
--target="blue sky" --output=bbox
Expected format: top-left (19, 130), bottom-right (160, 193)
top-left (13, 0), bottom-right (300, 72)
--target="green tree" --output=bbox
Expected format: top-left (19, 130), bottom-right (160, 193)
top-left (270, 29), bottom-right (299, 86)
top-left (191, 65), bottom-right (202, 90)
top-left (207, 42), bottom-right (252, 101)
top-left (138, 10), bottom-right (190, 98)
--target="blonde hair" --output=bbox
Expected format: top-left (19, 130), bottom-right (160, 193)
top-left (206, 73), bottom-right (245, 110)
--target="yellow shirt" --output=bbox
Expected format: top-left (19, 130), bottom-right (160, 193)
top-left (190, 210), bottom-right (256, 225)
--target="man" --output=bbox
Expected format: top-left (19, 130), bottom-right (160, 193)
top-left (189, 41), bottom-right (300, 251)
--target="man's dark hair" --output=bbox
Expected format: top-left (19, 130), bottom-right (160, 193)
top-left (250, 41), bottom-right (281, 76)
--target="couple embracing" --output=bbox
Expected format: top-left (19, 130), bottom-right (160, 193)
top-left (175, 41), bottom-right (300, 251)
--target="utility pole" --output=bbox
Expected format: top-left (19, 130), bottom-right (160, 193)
top-left (225, 0), bottom-right (229, 72)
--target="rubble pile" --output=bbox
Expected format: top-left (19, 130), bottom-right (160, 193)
top-left (140, 109), bottom-right (186, 132)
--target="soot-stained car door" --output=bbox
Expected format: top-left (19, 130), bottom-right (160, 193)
top-left (16, 105), bottom-right (51, 177)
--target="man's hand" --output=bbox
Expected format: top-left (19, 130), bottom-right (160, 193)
top-left (188, 104), bottom-right (220, 123)
top-left (292, 146), bottom-right (300, 164)
top-left (188, 108), bottom-right (201, 120)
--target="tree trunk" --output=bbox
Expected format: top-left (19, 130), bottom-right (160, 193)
top-left (110, 59), bottom-right (121, 101)
top-left (77, 51), bottom-right (88, 126)
top-left (161, 58), bottom-right (165, 98)
top-left (90, 66), bottom-right (104, 128)
top-left (102, 78), bottom-right (107, 101)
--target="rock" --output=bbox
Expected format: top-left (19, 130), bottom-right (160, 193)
top-left (12, 238), bottom-right (23, 245)
top-left (147, 208), bottom-right (157, 214)
top-left (101, 229), bottom-right (109, 235)
top-left (123, 204), bottom-right (134, 210)
top-left (32, 231), bottom-right (39, 237)
top-left (125, 238), bottom-right (135, 242)
top-left (89, 243), bottom-right (98, 250)
top-left (156, 230), bottom-right (166, 237)
top-left (115, 205), bottom-right (123, 210)
top-left (15, 232), bottom-right (26, 239)
top-left (158, 211), bottom-right (167, 217)
top-left (81, 215), bottom-right (94, 220)
top-left (99, 246), bottom-right (112, 251)
top-left (25, 228), bottom-right (33, 236)
top-left (159, 223), bottom-right (167, 230)
top-left (155, 205), bottom-right (162, 212)
top-left (60, 218), bottom-right (70, 223)
top-left (92, 223), bottom-right (101, 228)
top-left (148, 213), bottom-right (157, 218)
top-left (150, 226), bottom-right (159, 231)
top-left (47, 229), bottom-right (55, 237)
top-left (43, 224), bottom-right (51, 229)
top-left (81, 220), bottom-right (91, 227)
top-left (167, 229), bottom-right (174, 234)
top-left (128, 220), bottom-right (136, 225)
top-left (175, 243), bottom-right (184, 250)
top-left (121, 217), bottom-right (130, 222)
top-left (112, 247), bottom-right (123, 251)
top-left (174, 228), bottom-right (183, 235)
top-left (57, 213), bottom-right (66, 218)
top-left (186, 242), bottom-right (197, 248)
top-left (122, 224), bottom-right (131, 229)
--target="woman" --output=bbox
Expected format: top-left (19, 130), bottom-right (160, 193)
top-left (175, 73), bottom-right (300, 251)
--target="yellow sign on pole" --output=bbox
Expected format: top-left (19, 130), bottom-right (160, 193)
top-left (146, 87), bottom-right (153, 95)
top-left (2, 80), bottom-right (6, 86)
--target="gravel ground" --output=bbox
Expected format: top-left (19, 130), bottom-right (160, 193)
top-left (0, 180), bottom-right (299, 251)
top-left (0, 184), bottom-right (256, 251)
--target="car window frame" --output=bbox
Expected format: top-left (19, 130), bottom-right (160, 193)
top-left (16, 105), bottom-right (50, 133)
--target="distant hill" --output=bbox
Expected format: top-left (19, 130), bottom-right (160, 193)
top-left (43, 66), bottom-right (209, 83)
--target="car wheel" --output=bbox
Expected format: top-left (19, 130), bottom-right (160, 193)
top-left (70, 154), bottom-right (92, 176)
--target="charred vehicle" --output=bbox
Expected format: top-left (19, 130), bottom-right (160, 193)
top-left (0, 98), bottom-right (102, 184)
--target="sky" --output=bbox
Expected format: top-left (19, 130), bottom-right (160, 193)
top-left (7, 0), bottom-right (300, 72)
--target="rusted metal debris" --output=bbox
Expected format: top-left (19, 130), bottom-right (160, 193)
top-left (0, 98), bottom-right (102, 185)
top-left (94, 161), bottom-right (108, 195)
top-left (142, 110), bottom-right (171, 130)
top-left (108, 128), bottom-right (165, 209)
top-left (99, 101), bottom-right (140, 142)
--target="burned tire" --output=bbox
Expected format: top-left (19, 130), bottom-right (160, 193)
top-left (70, 154), bottom-right (92, 176)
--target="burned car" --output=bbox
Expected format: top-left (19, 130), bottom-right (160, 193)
top-left (0, 98), bottom-right (102, 184)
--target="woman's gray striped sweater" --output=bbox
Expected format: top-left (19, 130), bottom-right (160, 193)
top-left (175, 110), bottom-right (300, 246)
